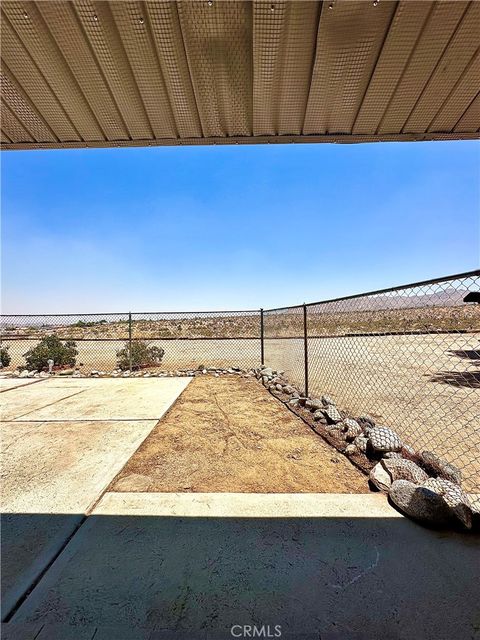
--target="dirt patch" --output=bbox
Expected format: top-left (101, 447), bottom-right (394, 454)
top-left (111, 376), bottom-right (368, 493)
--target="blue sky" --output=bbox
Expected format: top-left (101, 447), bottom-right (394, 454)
top-left (1, 140), bottom-right (478, 313)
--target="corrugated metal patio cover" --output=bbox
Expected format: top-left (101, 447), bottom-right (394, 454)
top-left (1, 0), bottom-right (479, 150)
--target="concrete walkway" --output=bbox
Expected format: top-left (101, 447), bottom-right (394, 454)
top-left (6, 493), bottom-right (480, 640)
top-left (1, 377), bottom-right (191, 619)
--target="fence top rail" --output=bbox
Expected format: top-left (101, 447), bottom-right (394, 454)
top-left (0, 309), bottom-right (261, 318)
top-left (263, 269), bottom-right (480, 313)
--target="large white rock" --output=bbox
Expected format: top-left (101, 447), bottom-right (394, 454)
top-left (369, 462), bottom-right (392, 491)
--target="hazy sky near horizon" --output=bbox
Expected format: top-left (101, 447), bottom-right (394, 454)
top-left (1, 140), bottom-right (479, 314)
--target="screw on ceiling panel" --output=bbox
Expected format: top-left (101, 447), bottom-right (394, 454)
top-left (23, 11), bottom-right (28, 18)
top-left (139, 16), bottom-right (144, 24)
top-left (328, 2), bottom-right (334, 9)
top-left (270, 4), bottom-right (275, 11)
top-left (207, 0), bottom-right (213, 5)
top-left (93, 14), bottom-right (98, 21)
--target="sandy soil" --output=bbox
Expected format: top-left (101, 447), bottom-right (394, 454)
top-left (111, 376), bottom-right (368, 494)
top-left (2, 338), bottom-right (260, 372)
top-left (265, 333), bottom-right (480, 494)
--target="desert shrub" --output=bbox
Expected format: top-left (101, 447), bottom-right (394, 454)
top-left (116, 340), bottom-right (165, 370)
top-left (24, 335), bottom-right (77, 371)
top-left (73, 319), bottom-right (107, 328)
top-left (0, 345), bottom-right (11, 367)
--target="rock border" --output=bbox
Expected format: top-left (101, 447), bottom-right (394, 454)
top-left (252, 365), bottom-right (478, 532)
top-left (0, 366), bottom-right (256, 379)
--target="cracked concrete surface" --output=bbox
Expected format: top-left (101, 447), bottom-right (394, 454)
top-left (1, 377), bottom-right (191, 619)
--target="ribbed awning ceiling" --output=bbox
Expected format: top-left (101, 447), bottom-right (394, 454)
top-left (1, 0), bottom-right (479, 150)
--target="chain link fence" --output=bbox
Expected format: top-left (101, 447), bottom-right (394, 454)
top-left (264, 270), bottom-right (480, 496)
top-left (0, 310), bottom-right (261, 374)
top-left (1, 271), bottom-right (479, 494)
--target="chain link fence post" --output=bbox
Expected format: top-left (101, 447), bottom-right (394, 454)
top-left (128, 311), bottom-right (132, 371)
top-left (260, 308), bottom-right (264, 366)
top-left (303, 303), bottom-right (309, 397)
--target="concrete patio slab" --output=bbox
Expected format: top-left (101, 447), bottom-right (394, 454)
top-left (0, 621), bottom-right (45, 640)
top-left (0, 623), bottom-right (208, 640)
top-left (10, 493), bottom-right (480, 639)
top-left (0, 378), bottom-right (45, 392)
top-left (1, 419), bottom-right (158, 619)
top-left (1, 514), bottom-right (84, 627)
top-left (7, 377), bottom-right (191, 421)
top-left (1, 378), bottom-right (192, 620)
top-left (1, 383), bottom-right (85, 421)
top-left (1, 421), bottom-right (160, 515)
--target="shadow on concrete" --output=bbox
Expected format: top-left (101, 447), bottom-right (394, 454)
top-left (2, 512), bottom-right (479, 639)
top-left (1, 513), bottom-right (85, 623)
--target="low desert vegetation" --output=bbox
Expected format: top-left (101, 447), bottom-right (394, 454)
top-left (72, 320), bottom-right (105, 328)
top-left (3, 305), bottom-right (477, 342)
top-left (116, 340), bottom-right (165, 371)
top-left (0, 345), bottom-right (11, 367)
top-left (24, 335), bottom-right (78, 371)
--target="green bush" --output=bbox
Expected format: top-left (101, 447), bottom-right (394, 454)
top-left (73, 320), bottom-right (96, 328)
top-left (24, 335), bottom-right (77, 371)
top-left (0, 345), bottom-right (11, 367)
top-left (116, 341), bottom-right (165, 371)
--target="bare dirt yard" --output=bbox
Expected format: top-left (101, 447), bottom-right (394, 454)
top-left (111, 376), bottom-right (368, 494)
top-left (266, 333), bottom-right (480, 494)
